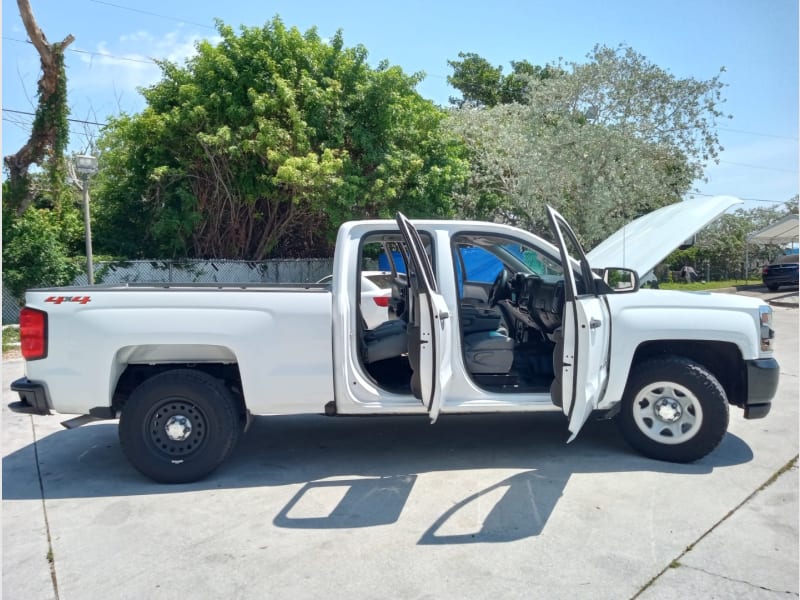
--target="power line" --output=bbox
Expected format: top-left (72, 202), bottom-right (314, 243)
top-left (718, 126), bottom-right (798, 141)
top-left (690, 192), bottom-right (794, 204)
top-left (718, 160), bottom-right (798, 174)
top-left (69, 46), bottom-right (156, 66)
top-left (4, 36), bottom-right (157, 66)
top-left (2, 116), bottom-right (93, 140)
top-left (86, 0), bottom-right (215, 30)
top-left (2, 108), bottom-right (107, 127)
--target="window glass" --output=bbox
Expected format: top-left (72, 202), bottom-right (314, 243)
top-left (453, 235), bottom-right (564, 283)
top-left (364, 273), bottom-right (395, 289)
top-left (360, 233), bottom-right (433, 277)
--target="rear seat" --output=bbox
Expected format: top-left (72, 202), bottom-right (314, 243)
top-left (363, 319), bottom-right (408, 363)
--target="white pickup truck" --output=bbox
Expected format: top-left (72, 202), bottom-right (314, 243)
top-left (10, 196), bottom-right (779, 483)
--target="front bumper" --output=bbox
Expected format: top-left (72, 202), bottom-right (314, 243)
top-left (9, 377), bottom-right (51, 415)
top-left (743, 358), bottom-right (779, 419)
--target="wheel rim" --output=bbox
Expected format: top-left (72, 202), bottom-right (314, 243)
top-left (632, 381), bottom-right (703, 445)
top-left (145, 397), bottom-right (208, 460)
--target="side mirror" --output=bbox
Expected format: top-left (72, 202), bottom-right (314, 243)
top-left (601, 267), bottom-right (640, 293)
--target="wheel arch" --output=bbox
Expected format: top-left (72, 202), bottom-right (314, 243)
top-left (111, 345), bottom-right (245, 422)
top-left (630, 340), bottom-right (746, 407)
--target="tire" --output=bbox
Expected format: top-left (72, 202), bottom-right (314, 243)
top-left (119, 369), bottom-right (241, 483)
top-left (616, 357), bottom-right (729, 463)
top-left (767, 283), bottom-right (779, 291)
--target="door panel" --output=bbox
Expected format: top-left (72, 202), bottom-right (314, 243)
top-left (562, 297), bottom-right (611, 441)
top-left (546, 207), bottom-right (612, 441)
top-left (395, 213), bottom-right (452, 422)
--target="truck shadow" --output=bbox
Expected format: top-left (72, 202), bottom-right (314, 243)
top-left (2, 412), bottom-right (754, 544)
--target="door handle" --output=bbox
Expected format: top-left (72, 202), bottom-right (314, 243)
top-left (590, 318), bottom-right (602, 329)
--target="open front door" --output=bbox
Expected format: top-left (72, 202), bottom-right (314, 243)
top-left (396, 212), bottom-right (452, 423)
top-left (546, 206), bottom-right (611, 442)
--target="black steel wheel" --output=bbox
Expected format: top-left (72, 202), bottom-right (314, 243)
top-left (119, 369), bottom-right (241, 483)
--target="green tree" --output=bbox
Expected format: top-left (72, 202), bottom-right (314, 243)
top-left (447, 53), bottom-right (559, 107)
top-left (2, 0), bottom-right (82, 300)
top-left (446, 44), bottom-right (727, 247)
top-left (2, 180), bottom-right (83, 300)
top-left (94, 17), bottom-right (467, 260)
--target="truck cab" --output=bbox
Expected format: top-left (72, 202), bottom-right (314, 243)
top-left (332, 208), bottom-right (627, 443)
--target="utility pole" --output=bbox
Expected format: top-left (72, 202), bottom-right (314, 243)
top-left (74, 154), bottom-right (98, 284)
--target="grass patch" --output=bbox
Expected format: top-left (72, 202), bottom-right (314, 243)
top-left (759, 456), bottom-right (798, 492)
top-left (658, 279), bottom-right (761, 291)
top-left (2, 326), bottom-right (20, 352)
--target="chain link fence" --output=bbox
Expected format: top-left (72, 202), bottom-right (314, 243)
top-left (2, 258), bottom-right (334, 324)
top-left (3, 287), bottom-right (21, 325)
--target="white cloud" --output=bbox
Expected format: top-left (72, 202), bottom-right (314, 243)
top-left (67, 29), bottom-right (221, 115)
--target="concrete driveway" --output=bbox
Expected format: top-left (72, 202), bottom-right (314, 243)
top-left (3, 307), bottom-right (797, 600)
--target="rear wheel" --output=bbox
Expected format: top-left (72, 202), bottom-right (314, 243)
top-left (119, 369), bottom-right (241, 483)
top-left (616, 357), bottom-right (729, 463)
top-left (767, 283), bottom-right (779, 291)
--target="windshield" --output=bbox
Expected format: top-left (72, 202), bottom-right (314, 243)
top-left (452, 234), bottom-right (564, 284)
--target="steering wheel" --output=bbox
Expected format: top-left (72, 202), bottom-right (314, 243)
top-left (487, 269), bottom-right (510, 307)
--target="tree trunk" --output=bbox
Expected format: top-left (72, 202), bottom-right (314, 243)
top-left (3, 0), bottom-right (74, 214)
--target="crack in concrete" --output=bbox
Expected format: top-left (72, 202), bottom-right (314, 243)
top-left (31, 416), bottom-right (60, 600)
top-left (631, 455), bottom-right (799, 599)
top-left (677, 563), bottom-right (799, 596)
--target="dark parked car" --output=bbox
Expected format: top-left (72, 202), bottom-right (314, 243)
top-left (762, 253), bottom-right (799, 291)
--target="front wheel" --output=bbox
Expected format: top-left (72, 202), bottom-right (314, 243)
top-left (616, 357), bottom-right (729, 463)
top-left (119, 369), bottom-right (241, 483)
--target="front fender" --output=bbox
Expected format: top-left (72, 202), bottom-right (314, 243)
top-left (601, 301), bottom-right (759, 407)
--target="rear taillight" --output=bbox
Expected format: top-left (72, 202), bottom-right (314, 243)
top-left (373, 296), bottom-right (390, 307)
top-left (19, 307), bottom-right (48, 360)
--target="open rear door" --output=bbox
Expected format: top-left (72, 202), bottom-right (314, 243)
top-left (396, 212), bottom-right (452, 423)
top-left (546, 206), bottom-right (611, 441)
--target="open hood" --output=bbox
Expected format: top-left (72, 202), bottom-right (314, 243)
top-left (586, 195), bottom-right (743, 275)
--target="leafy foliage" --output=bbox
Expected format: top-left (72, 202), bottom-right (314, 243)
top-left (447, 53), bottom-right (560, 107)
top-left (3, 0), bottom-right (74, 215)
top-left (93, 18), bottom-right (467, 259)
top-left (446, 45), bottom-right (727, 247)
top-left (4, 47), bottom-right (71, 213)
top-left (2, 182), bottom-right (83, 301)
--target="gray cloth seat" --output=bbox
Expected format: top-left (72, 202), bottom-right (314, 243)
top-left (460, 301), bottom-right (502, 334)
top-left (463, 330), bottom-right (514, 374)
top-left (363, 319), bottom-right (408, 363)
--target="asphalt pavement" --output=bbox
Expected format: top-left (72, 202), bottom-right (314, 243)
top-left (2, 298), bottom-right (797, 600)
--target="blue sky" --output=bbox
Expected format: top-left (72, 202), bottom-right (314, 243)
top-left (3, 0), bottom-right (798, 211)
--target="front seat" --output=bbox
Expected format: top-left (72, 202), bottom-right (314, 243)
top-left (459, 298), bottom-right (514, 375)
top-left (463, 330), bottom-right (514, 374)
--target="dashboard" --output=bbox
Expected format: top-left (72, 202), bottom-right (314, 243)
top-left (505, 273), bottom-right (565, 334)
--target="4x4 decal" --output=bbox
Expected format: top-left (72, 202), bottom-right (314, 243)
top-left (45, 296), bottom-right (92, 305)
